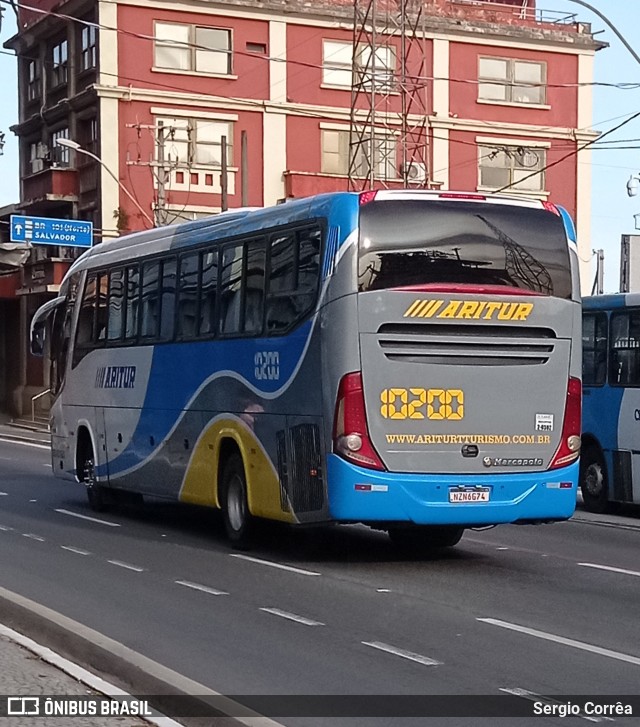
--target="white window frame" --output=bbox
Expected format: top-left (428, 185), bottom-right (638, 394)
top-left (320, 127), bottom-right (398, 179)
top-left (322, 39), bottom-right (395, 91)
top-left (154, 21), bottom-right (232, 76)
top-left (478, 144), bottom-right (547, 193)
top-left (478, 56), bottom-right (547, 106)
top-left (158, 116), bottom-right (234, 168)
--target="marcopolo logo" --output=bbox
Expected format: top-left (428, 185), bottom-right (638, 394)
top-left (484, 456), bottom-right (543, 468)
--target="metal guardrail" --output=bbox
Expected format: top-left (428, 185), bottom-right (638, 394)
top-left (31, 388), bottom-right (51, 422)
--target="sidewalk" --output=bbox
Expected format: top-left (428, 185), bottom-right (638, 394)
top-left (0, 413), bottom-right (50, 446)
top-left (0, 628), bottom-right (155, 727)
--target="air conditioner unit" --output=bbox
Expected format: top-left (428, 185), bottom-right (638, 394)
top-left (31, 158), bottom-right (44, 173)
top-left (402, 161), bottom-right (427, 183)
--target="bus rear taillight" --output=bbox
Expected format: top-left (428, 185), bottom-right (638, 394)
top-left (333, 372), bottom-right (385, 470)
top-left (549, 377), bottom-right (582, 470)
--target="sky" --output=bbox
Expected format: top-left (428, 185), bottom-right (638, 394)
top-left (0, 1), bottom-right (639, 292)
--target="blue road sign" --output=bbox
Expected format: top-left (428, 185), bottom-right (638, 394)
top-left (10, 215), bottom-right (93, 248)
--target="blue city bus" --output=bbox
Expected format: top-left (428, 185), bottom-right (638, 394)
top-left (581, 294), bottom-right (640, 512)
top-left (31, 190), bottom-right (582, 549)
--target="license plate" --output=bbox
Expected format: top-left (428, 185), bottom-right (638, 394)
top-left (449, 487), bottom-right (490, 503)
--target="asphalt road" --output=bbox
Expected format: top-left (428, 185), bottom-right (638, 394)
top-left (0, 435), bottom-right (639, 726)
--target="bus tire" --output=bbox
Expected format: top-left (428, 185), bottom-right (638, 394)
top-left (388, 525), bottom-right (464, 551)
top-left (221, 453), bottom-right (254, 548)
top-left (81, 447), bottom-right (108, 513)
top-left (580, 446), bottom-right (609, 513)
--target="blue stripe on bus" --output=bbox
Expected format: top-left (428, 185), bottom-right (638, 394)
top-left (96, 322), bottom-right (314, 477)
top-left (557, 205), bottom-right (576, 244)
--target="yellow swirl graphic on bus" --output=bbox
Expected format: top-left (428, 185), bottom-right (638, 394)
top-left (380, 388), bottom-right (464, 421)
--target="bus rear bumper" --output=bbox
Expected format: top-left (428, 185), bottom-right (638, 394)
top-left (326, 454), bottom-right (578, 526)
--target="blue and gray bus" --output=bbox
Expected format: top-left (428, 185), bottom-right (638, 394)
top-left (31, 190), bottom-right (582, 549)
top-left (581, 294), bottom-right (640, 512)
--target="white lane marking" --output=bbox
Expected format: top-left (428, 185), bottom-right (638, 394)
top-left (175, 580), bottom-right (228, 596)
top-left (29, 499), bottom-right (37, 502)
top-left (230, 553), bottom-right (321, 576)
top-left (377, 589), bottom-right (391, 593)
top-left (22, 533), bottom-right (45, 542)
top-left (362, 641), bottom-right (442, 666)
top-left (479, 618), bottom-right (640, 666)
top-left (260, 608), bottom-right (324, 627)
top-left (500, 688), bottom-right (612, 723)
top-left (0, 492), bottom-right (8, 496)
top-left (497, 547), bottom-right (509, 550)
top-left (0, 457), bottom-right (11, 462)
top-left (0, 525), bottom-right (13, 531)
top-left (61, 546), bottom-right (91, 556)
top-left (107, 560), bottom-right (145, 572)
top-left (0, 623), bottom-right (186, 727)
top-left (0, 437), bottom-right (49, 450)
top-left (55, 508), bottom-right (120, 527)
top-left (579, 562), bottom-right (640, 578)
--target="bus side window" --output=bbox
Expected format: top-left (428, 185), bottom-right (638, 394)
top-left (141, 261), bottom-right (160, 339)
top-left (95, 273), bottom-right (108, 343)
top-left (160, 257), bottom-right (177, 340)
top-left (582, 312), bottom-right (607, 386)
top-left (219, 244), bottom-right (244, 335)
top-left (610, 311), bottom-right (640, 386)
top-left (177, 253), bottom-right (199, 339)
top-left (244, 240), bottom-right (266, 334)
top-left (124, 265), bottom-right (140, 340)
top-left (107, 269), bottom-right (125, 342)
top-left (266, 232), bottom-right (297, 334)
top-left (199, 250), bottom-right (218, 336)
top-left (76, 274), bottom-right (97, 348)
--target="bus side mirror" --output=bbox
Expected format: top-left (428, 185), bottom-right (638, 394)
top-left (30, 319), bottom-right (46, 357)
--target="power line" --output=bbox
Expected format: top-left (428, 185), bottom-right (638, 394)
top-left (494, 111), bottom-right (640, 194)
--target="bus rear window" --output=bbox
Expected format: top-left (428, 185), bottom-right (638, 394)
top-left (358, 200), bottom-right (572, 298)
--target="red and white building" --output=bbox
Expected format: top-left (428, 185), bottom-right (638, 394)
top-left (3, 0), bottom-right (603, 414)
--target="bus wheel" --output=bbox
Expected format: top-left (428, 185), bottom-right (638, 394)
top-left (81, 449), bottom-right (108, 513)
top-left (388, 526), bottom-right (464, 551)
top-left (580, 447), bottom-right (609, 513)
top-left (221, 453), bottom-right (254, 548)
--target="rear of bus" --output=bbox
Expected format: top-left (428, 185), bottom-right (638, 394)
top-left (328, 190), bottom-right (581, 529)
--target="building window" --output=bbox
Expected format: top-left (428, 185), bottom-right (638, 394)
top-left (80, 25), bottom-right (97, 72)
top-left (50, 128), bottom-right (70, 166)
top-left (154, 22), bottom-right (232, 75)
top-left (322, 40), bottom-right (395, 91)
top-left (478, 57), bottom-right (546, 105)
top-left (51, 39), bottom-right (68, 87)
top-left (322, 41), bottom-right (353, 87)
top-left (479, 145), bottom-right (546, 192)
top-left (159, 117), bottom-right (233, 167)
top-left (26, 59), bottom-right (40, 102)
top-left (321, 128), bottom-right (397, 179)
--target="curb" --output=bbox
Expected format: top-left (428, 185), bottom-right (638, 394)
top-left (0, 586), bottom-right (283, 727)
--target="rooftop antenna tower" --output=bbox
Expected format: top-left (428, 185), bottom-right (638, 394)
top-left (348, 0), bottom-right (430, 190)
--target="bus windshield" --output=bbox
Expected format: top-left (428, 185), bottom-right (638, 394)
top-left (358, 200), bottom-right (572, 298)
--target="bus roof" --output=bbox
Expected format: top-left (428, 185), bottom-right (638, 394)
top-left (583, 293), bottom-right (639, 310)
top-left (63, 189), bottom-right (565, 280)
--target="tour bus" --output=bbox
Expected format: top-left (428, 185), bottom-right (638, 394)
top-left (581, 294), bottom-right (640, 512)
top-left (31, 190), bottom-right (582, 549)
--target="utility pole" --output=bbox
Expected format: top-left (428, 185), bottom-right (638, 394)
top-left (155, 120), bottom-right (168, 226)
top-left (592, 249), bottom-right (604, 295)
top-left (220, 135), bottom-right (228, 212)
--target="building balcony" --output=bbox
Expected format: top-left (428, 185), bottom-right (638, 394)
top-left (22, 166), bottom-right (79, 208)
top-left (432, 0), bottom-right (585, 33)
